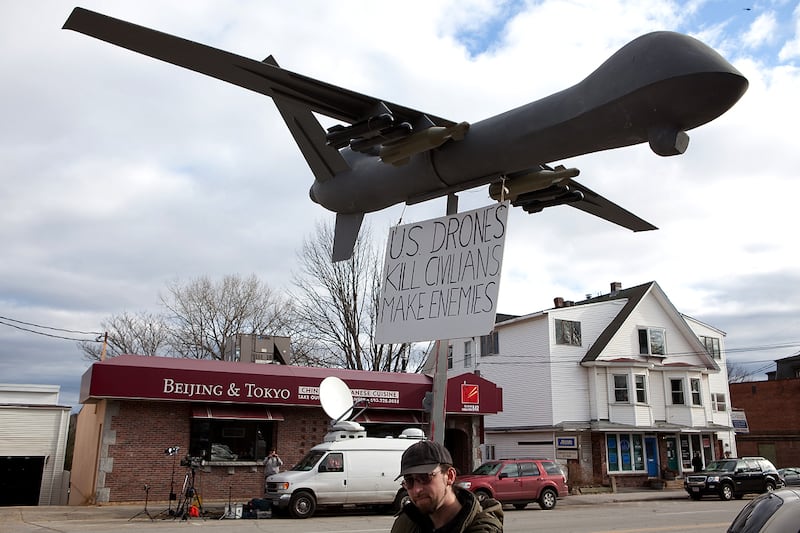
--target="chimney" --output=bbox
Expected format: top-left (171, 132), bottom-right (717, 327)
top-left (554, 297), bottom-right (564, 308)
top-left (610, 281), bottom-right (622, 295)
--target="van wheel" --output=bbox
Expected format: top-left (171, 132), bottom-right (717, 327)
top-left (719, 484), bottom-right (733, 501)
top-left (538, 487), bottom-right (557, 510)
top-left (289, 491), bottom-right (316, 519)
top-left (392, 489), bottom-right (410, 513)
top-left (765, 481), bottom-right (776, 492)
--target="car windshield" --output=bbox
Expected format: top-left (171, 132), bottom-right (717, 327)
top-left (291, 450), bottom-right (325, 471)
top-left (704, 460), bottom-right (737, 472)
top-left (472, 462), bottom-right (503, 476)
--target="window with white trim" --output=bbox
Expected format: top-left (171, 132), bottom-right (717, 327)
top-left (638, 327), bottom-right (666, 356)
top-left (613, 374), bottom-right (629, 403)
top-left (712, 393), bottom-right (727, 412)
top-left (670, 379), bottom-right (685, 405)
top-left (635, 374), bottom-right (647, 403)
top-left (447, 345), bottom-right (453, 369)
top-left (690, 378), bottom-right (702, 406)
top-left (484, 444), bottom-right (496, 460)
top-left (464, 340), bottom-right (473, 367)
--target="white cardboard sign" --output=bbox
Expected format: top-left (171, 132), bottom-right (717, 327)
top-left (375, 202), bottom-right (509, 344)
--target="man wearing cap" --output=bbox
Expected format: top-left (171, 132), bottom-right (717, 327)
top-left (391, 440), bottom-right (503, 533)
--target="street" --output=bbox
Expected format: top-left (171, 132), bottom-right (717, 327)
top-left (0, 497), bottom-right (751, 533)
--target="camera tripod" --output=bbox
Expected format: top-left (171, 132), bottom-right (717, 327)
top-left (156, 446), bottom-right (180, 519)
top-left (128, 484), bottom-right (155, 521)
top-left (174, 465), bottom-right (203, 520)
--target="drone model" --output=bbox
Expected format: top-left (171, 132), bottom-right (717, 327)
top-left (64, 8), bottom-right (748, 260)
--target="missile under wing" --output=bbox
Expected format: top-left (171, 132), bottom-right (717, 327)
top-left (63, 8), bottom-right (748, 260)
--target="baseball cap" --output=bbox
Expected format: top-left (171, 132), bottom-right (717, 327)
top-left (397, 440), bottom-right (453, 478)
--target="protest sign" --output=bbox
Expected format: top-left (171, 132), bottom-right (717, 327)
top-left (375, 202), bottom-right (509, 344)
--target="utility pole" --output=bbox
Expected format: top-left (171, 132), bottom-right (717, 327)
top-left (100, 331), bottom-right (108, 361)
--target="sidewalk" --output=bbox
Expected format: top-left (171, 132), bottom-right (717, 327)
top-left (561, 487), bottom-right (688, 506)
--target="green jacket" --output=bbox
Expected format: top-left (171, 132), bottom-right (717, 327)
top-left (390, 488), bottom-right (503, 533)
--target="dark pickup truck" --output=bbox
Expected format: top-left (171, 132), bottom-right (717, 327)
top-left (684, 457), bottom-right (785, 501)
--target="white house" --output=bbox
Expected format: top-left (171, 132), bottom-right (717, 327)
top-left (444, 281), bottom-right (736, 489)
top-left (0, 384), bottom-right (71, 505)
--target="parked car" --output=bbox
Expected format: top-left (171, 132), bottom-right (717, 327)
top-left (728, 488), bottom-right (800, 532)
top-left (685, 457), bottom-right (784, 501)
top-left (777, 467), bottom-right (800, 486)
top-left (454, 458), bottom-right (568, 510)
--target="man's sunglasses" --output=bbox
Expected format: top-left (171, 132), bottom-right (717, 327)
top-left (402, 469), bottom-right (440, 488)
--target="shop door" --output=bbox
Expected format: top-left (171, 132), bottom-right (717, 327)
top-left (0, 456), bottom-right (45, 506)
top-left (645, 437), bottom-right (659, 477)
top-left (665, 437), bottom-right (679, 472)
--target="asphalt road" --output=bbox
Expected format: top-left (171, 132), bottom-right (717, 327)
top-left (0, 490), bottom-right (749, 533)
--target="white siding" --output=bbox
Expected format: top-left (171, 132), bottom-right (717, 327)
top-left (485, 430), bottom-right (556, 460)
top-left (549, 301), bottom-right (624, 424)
top-left (0, 406), bottom-right (71, 505)
top-left (477, 315), bottom-right (553, 429)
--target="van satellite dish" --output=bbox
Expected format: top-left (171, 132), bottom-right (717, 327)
top-left (320, 376), bottom-right (353, 421)
top-left (319, 376), bottom-right (369, 426)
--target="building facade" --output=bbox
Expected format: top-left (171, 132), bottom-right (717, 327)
top-left (444, 281), bottom-right (736, 489)
top-left (729, 353), bottom-right (800, 468)
top-left (69, 355), bottom-right (502, 504)
top-left (0, 384), bottom-right (71, 505)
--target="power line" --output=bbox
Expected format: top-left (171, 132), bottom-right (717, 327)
top-left (0, 319), bottom-right (102, 343)
top-left (0, 315), bottom-right (102, 335)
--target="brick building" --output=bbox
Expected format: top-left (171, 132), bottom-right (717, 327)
top-left (69, 355), bottom-right (502, 504)
top-left (729, 354), bottom-right (800, 468)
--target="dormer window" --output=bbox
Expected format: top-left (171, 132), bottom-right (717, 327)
top-left (638, 327), bottom-right (665, 356)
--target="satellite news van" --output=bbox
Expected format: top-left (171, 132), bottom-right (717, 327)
top-left (265, 377), bottom-right (425, 518)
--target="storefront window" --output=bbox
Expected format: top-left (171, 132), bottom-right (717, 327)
top-left (189, 419), bottom-right (273, 463)
top-left (607, 433), bottom-right (648, 473)
top-left (607, 435), bottom-right (618, 471)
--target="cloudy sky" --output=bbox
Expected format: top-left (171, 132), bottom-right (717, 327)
top-left (2, 0), bottom-right (800, 409)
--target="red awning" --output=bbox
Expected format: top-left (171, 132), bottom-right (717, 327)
top-left (191, 405), bottom-right (284, 421)
top-left (354, 410), bottom-right (421, 424)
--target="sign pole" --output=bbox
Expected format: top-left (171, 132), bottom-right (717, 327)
top-left (430, 194), bottom-right (458, 443)
top-left (430, 339), bottom-right (448, 443)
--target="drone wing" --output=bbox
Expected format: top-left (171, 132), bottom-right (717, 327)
top-left (63, 8), bottom-right (454, 129)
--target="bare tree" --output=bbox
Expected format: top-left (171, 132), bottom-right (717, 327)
top-left (727, 360), bottom-right (762, 383)
top-left (291, 221), bottom-right (418, 371)
top-left (79, 310), bottom-right (172, 361)
top-left (162, 274), bottom-right (291, 360)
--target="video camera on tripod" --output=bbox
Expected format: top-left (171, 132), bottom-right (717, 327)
top-left (179, 455), bottom-right (204, 469)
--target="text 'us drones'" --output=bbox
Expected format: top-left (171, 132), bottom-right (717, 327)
top-left (64, 8), bottom-right (748, 261)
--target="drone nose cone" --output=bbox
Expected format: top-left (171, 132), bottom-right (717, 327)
top-left (580, 31), bottom-right (748, 133)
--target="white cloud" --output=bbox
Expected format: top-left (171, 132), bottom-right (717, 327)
top-left (2, 0), bottom-right (799, 407)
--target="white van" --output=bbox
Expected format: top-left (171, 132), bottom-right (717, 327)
top-left (265, 423), bottom-right (423, 518)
